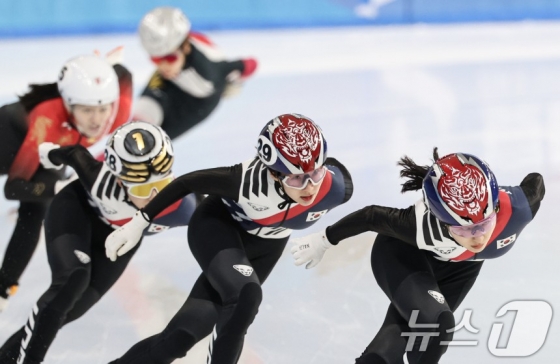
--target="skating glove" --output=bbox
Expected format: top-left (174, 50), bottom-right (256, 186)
top-left (105, 210), bottom-right (150, 261)
top-left (38, 142), bottom-right (63, 170)
top-left (290, 229), bottom-right (334, 269)
top-left (222, 58), bottom-right (258, 98)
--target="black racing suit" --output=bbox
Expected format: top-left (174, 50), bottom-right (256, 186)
top-left (324, 173), bottom-right (545, 364)
top-left (0, 145), bottom-right (197, 364)
top-left (110, 157), bottom-right (353, 364)
top-left (136, 35), bottom-right (249, 140)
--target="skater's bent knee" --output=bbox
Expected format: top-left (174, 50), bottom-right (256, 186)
top-left (437, 310), bottom-right (455, 342)
top-left (232, 282), bottom-right (263, 317)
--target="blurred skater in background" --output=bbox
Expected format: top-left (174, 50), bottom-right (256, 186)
top-left (0, 52), bottom-right (132, 310)
top-left (134, 6), bottom-right (258, 140)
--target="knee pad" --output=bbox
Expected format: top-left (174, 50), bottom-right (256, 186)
top-left (408, 310), bottom-right (455, 364)
top-left (63, 286), bottom-right (101, 324)
top-left (43, 267), bottom-right (90, 313)
top-left (238, 282), bottom-right (262, 304)
top-left (233, 282), bottom-right (262, 317)
top-left (222, 282), bottom-right (263, 333)
top-left (415, 309), bottom-right (455, 344)
top-left (435, 310), bottom-right (455, 351)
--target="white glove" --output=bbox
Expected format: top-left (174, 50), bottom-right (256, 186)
top-left (105, 210), bottom-right (150, 262)
top-left (290, 229), bottom-right (334, 269)
top-left (222, 81), bottom-right (243, 98)
top-left (38, 142), bottom-right (62, 170)
top-left (222, 70), bottom-right (243, 98)
top-left (54, 173), bottom-right (79, 194)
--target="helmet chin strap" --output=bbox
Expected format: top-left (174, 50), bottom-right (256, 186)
top-left (268, 169), bottom-right (295, 209)
top-left (276, 181), bottom-right (295, 210)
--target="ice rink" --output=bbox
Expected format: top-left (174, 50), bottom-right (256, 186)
top-left (1, 21), bottom-right (560, 363)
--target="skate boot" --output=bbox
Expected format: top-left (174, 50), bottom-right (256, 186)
top-left (0, 285), bottom-right (19, 312)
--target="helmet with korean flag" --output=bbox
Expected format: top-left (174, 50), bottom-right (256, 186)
top-left (256, 113), bottom-right (327, 175)
top-left (104, 120), bottom-right (174, 184)
top-left (422, 152), bottom-right (499, 226)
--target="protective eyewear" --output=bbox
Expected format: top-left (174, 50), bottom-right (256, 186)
top-left (280, 166), bottom-right (327, 190)
top-left (150, 53), bottom-right (179, 64)
top-left (448, 212), bottom-right (497, 238)
top-left (125, 176), bottom-right (174, 199)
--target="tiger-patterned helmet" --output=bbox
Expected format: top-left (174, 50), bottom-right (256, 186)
top-left (422, 153), bottom-right (499, 226)
top-left (104, 120), bottom-right (174, 184)
top-left (256, 113), bottom-right (327, 175)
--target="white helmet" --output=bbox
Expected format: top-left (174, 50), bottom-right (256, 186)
top-left (57, 55), bottom-right (119, 108)
top-left (139, 7), bottom-right (191, 57)
top-left (105, 121), bottom-right (174, 184)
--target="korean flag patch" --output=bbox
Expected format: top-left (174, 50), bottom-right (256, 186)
top-left (306, 209), bottom-right (328, 222)
top-left (497, 234), bottom-right (516, 249)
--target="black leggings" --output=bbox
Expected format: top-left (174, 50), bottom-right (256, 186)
top-left (0, 201), bottom-right (49, 296)
top-left (0, 102), bottom-right (62, 296)
top-left (0, 181), bottom-right (140, 363)
top-left (355, 235), bottom-right (483, 364)
top-left (112, 195), bottom-right (288, 364)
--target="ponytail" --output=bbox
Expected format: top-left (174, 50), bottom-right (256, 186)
top-left (18, 83), bottom-right (60, 113)
top-left (398, 147), bottom-right (440, 193)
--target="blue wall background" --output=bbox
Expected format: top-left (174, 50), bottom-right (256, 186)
top-left (2, 0), bottom-right (560, 38)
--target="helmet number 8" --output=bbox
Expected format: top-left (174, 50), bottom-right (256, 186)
top-left (104, 151), bottom-right (117, 171)
top-left (104, 147), bottom-right (123, 174)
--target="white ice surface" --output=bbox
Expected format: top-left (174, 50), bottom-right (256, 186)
top-left (1, 21), bottom-right (560, 363)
